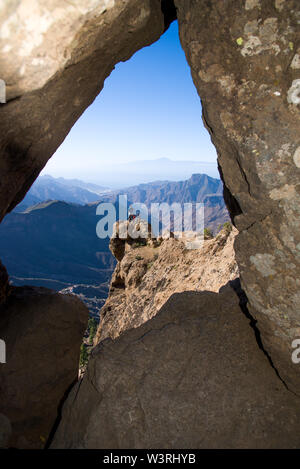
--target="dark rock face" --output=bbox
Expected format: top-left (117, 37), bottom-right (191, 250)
top-left (175, 0), bottom-right (300, 393)
top-left (0, 287), bottom-right (88, 448)
top-left (0, 414), bottom-right (11, 448)
top-left (0, 260), bottom-right (10, 305)
top-left (51, 283), bottom-right (300, 449)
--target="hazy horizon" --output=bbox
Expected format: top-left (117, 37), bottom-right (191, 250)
top-left (41, 157), bottom-right (220, 189)
top-left (41, 21), bottom-right (218, 182)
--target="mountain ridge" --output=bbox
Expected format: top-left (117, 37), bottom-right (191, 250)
top-left (1, 174), bottom-right (229, 317)
top-left (15, 175), bottom-right (110, 212)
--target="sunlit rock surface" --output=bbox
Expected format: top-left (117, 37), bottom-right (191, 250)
top-left (52, 283), bottom-right (300, 449)
top-left (95, 225), bottom-right (238, 343)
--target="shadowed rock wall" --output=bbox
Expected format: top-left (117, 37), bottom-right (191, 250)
top-left (0, 286), bottom-right (88, 448)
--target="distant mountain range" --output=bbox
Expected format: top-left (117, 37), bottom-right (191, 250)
top-left (99, 173), bottom-right (223, 205)
top-left (96, 173), bottom-right (228, 233)
top-left (105, 158), bottom-right (220, 188)
top-left (41, 157), bottom-right (220, 189)
top-left (18, 159), bottom-right (221, 212)
top-left (2, 174), bottom-right (229, 317)
top-left (15, 175), bottom-right (110, 212)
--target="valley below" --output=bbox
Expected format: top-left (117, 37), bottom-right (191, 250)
top-left (1, 174), bottom-right (229, 320)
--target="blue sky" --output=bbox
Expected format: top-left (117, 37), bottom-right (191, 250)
top-left (42, 21), bottom-right (217, 182)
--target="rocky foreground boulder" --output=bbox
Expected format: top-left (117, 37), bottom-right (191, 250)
top-left (0, 286), bottom-right (88, 448)
top-left (95, 225), bottom-right (238, 343)
top-left (51, 282), bottom-right (300, 449)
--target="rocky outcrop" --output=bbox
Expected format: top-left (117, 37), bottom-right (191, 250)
top-left (95, 225), bottom-right (238, 343)
top-left (175, 0), bottom-right (300, 393)
top-left (0, 286), bottom-right (88, 448)
top-left (51, 282), bottom-right (300, 449)
top-left (0, 0), bottom-right (299, 423)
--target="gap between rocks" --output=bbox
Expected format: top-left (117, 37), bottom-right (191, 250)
top-left (230, 278), bottom-right (300, 399)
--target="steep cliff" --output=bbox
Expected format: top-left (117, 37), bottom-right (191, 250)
top-left (95, 224), bottom-right (238, 343)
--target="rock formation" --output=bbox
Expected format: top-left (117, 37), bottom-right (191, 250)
top-left (0, 0), bottom-right (300, 448)
top-left (95, 224), bottom-right (238, 343)
top-left (175, 0), bottom-right (300, 393)
top-left (0, 0), bottom-right (299, 392)
top-left (0, 286), bottom-right (88, 448)
top-left (52, 282), bottom-right (300, 449)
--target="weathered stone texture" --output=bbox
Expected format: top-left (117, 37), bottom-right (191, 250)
top-left (175, 0), bottom-right (300, 392)
top-left (52, 283), bottom-right (300, 449)
top-left (95, 225), bottom-right (238, 344)
top-left (0, 286), bottom-right (88, 448)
